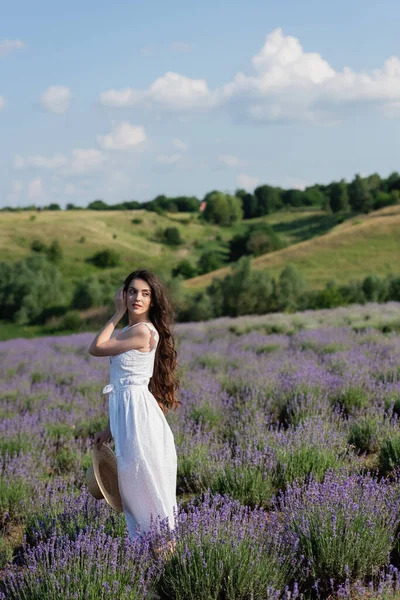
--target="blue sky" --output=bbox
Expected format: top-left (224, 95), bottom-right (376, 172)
top-left (2, 0), bottom-right (400, 208)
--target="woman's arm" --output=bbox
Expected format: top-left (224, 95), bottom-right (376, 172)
top-left (88, 311), bottom-right (125, 356)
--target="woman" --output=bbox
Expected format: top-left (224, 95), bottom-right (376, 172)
top-left (89, 269), bottom-right (180, 552)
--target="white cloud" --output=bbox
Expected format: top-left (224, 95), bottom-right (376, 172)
top-left (156, 154), bottom-right (183, 164)
top-left (40, 86), bottom-right (71, 114)
top-left (218, 154), bottom-right (247, 167)
top-left (97, 122), bottom-right (146, 150)
top-left (100, 72), bottom-right (214, 110)
top-left (0, 96), bottom-right (5, 109)
top-left (100, 28), bottom-right (400, 123)
top-left (237, 173), bottom-right (259, 191)
top-left (69, 148), bottom-right (106, 174)
top-left (14, 153), bottom-right (67, 169)
top-left (28, 177), bottom-right (44, 199)
top-left (172, 138), bottom-right (188, 151)
top-left (0, 39), bottom-right (26, 57)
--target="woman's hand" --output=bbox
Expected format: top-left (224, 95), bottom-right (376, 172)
top-left (93, 427), bottom-right (111, 449)
top-left (114, 286), bottom-right (127, 316)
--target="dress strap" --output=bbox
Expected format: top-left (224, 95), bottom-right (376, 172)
top-left (124, 321), bottom-right (158, 340)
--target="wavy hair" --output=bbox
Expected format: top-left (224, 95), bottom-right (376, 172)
top-left (123, 269), bottom-right (181, 413)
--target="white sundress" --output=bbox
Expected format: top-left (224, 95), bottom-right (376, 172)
top-left (102, 321), bottom-right (178, 540)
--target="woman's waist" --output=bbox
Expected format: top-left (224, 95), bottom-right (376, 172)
top-left (102, 376), bottom-right (150, 394)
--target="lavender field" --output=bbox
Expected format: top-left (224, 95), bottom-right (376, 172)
top-left (2, 302), bottom-right (400, 599)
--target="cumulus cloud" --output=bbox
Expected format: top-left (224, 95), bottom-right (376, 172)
top-left (97, 122), bottom-right (146, 150)
top-left (101, 72), bottom-right (214, 110)
top-left (100, 28), bottom-right (400, 123)
top-left (0, 95), bottom-right (5, 109)
top-left (172, 138), bottom-right (188, 151)
top-left (237, 173), bottom-right (259, 191)
top-left (218, 155), bottom-right (247, 167)
top-left (69, 148), bottom-right (106, 174)
top-left (40, 86), bottom-right (71, 114)
top-left (0, 39), bottom-right (26, 57)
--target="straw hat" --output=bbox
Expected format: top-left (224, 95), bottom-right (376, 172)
top-left (85, 444), bottom-right (123, 513)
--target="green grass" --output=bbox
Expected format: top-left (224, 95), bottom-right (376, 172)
top-left (185, 205), bottom-right (400, 291)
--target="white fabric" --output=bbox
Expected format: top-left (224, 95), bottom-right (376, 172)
top-left (102, 321), bottom-right (177, 539)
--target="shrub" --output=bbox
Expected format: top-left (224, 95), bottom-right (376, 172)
top-left (157, 492), bottom-right (292, 599)
top-left (86, 249), bottom-right (121, 268)
top-left (172, 259), bottom-right (198, 279)
top-left (348, 417), bottom-right (379, 454)
top-left (277, 470), bottom-right (400, 591)
top-left (163, 226), bottom-right (183, 245)
top-left (30, 239), bottom-right (47, 253)
top-left (379, 434), bottom-right (400, 476)
top-left (59, 310), bottom-right (82, 331)
top-left (46, 240), bottom-right (63, 264)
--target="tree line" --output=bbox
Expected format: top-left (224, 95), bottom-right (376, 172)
top-left (2, 171), bottom-right (400, 220)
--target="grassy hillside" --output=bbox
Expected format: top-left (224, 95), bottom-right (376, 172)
top-left (185, 205), bottom-right (400, 290)
top-left (0, 209), bottom-right (225, 280)
top-left (0, 207), bottom-right (327, 281)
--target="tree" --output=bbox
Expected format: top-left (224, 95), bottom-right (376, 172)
top-left (164, 227), bottom-right (183, 245)
top-left (277, 264), bottom-right (305, 311)
top-left (202, 192), bottom-right (243, 226)
top-left (87, 199), bottom-right (109, 210)
top-left (348, 174), bottom-right (373, 213)
top-left (328, 180), bottom-right (349, 213)
top-left (197, 250), bottom-right (225, 274)
top-left (172, 260), bottom-right (198, 279)
top-left (87, 249), bottom-right (121, 268)
top-left (46, 240), bottom-right (63, 264)
top-left (254, 185), bottom-right (282, 215)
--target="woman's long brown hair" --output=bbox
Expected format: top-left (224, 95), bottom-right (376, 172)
top-left (123, 269), bottom-right (181, 413)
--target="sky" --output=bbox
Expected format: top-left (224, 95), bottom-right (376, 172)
top-left (1, 0), bottom-right (400, 208)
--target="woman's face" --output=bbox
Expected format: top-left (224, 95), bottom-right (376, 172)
top-left (126, 278), bottom-right (152, 318)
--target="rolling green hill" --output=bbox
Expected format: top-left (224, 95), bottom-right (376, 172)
top-left (184, 205), bottom-right (400, 291)
top-left (0, 207), bottom-right (326, 281)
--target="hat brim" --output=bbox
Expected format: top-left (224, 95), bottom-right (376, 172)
top-left (91, 444), bottom-right (123, 513)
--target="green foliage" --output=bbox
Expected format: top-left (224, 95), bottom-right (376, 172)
top-left (86, 248), bottom-right (121, 268)
top-left (0, 478), bottom-right (31, 521)
top-left (348, 417), bottom-right (379, 454)
top-left (328, 180), bottom-right (349, 213)
top-left (172, 259), bottom-right (198, 279)
top-left (87, 199), bottom-right (109, 210)
top-left (30, 239), bottom-right (47, 252)
top-left (197, 249), bottom-right (225, 274)
top-left (59, 310), bottom-right (82, 330)
top-left (210, 462), bottom-right (275, 508)
top-left (46, 240), bottom-right (63, 264)
top-left (273, 446), bottom-right (344, 490)
top-left (331, 386), bottom-right (369, 415)
top-left (379, 434), bottom-right (400, 476)
top-left (0, 254), bottom-right (68, 324)
top-left (163, 226), bottom-right (183, 245)
top-left (229, 222), bottom-right (283, 262)
top-left (131, 217), bottom-right (142, 224)
top-left (254, 185), bottom-right (282, 215)
top-left (277, 264), bottom-right (306, 311)
top-left (202, 191), bottom-right (243, 226)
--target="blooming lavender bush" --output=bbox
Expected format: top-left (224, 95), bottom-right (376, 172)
top-left (1, 302), bottom-right (400, 598)
top-left (156, 491), bottom-right (293, 600)
top-left (276, 469), bottom-right (400, 592)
